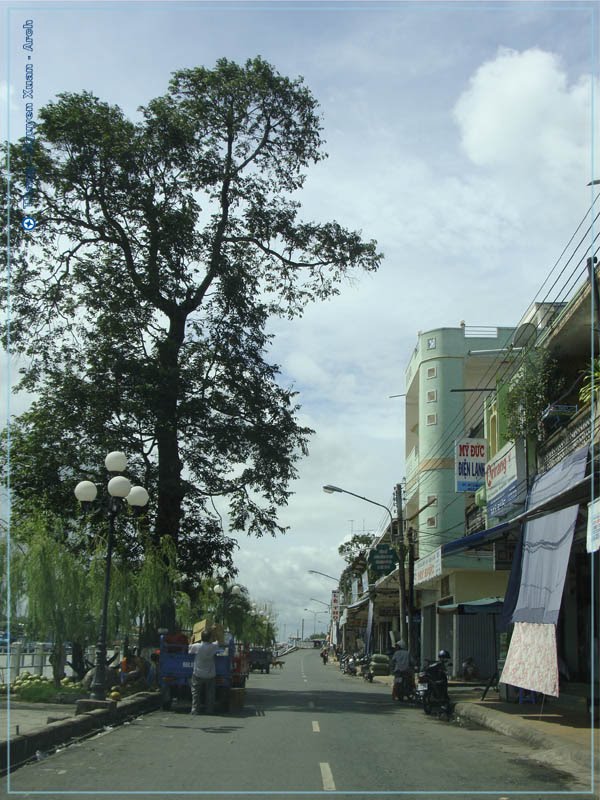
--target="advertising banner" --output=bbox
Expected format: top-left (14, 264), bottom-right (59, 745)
top-left (587, 499), bottom-right (600, 553)
top-left (486, 440), bottom-right (525, 518)
top-left (367, 543), bottom-right (397, 577)
top-left (455, 438), bottom-right (487, 492)
top-left (331, 590), bottom-right (340, 622)
top-left (414, 547), bottom-right (442, 586)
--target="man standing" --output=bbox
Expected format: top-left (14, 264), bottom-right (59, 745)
top-left (188, 630), bottom-right (221, 714)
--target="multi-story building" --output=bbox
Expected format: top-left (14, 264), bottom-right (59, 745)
top-left (404, 324), bottom-right (516, 674)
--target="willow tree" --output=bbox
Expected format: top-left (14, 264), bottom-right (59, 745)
top-left (14, 511), bottom-right (96, 685)
top-left (2, 57), bottom-right (381, 624)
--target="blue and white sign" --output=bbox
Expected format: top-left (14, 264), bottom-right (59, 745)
top-left (455, 438), bottom-right (487, 492)
top-left (486, 440), bottom-right (525, 518)
top-left (587, 499), bottom-right (600, 553)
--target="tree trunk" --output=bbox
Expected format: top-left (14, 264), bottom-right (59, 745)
top-left (49, 644), bottom-right (66, 688)
top-left (154, 314), bottom-right (186, 629)
top-left (66, 641), bottom-right (89, 681)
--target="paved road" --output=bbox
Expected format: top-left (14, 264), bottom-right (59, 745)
top-left (4, 649), bottom-right (592, 797)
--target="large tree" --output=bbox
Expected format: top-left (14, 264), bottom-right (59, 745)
top-left (2, 57), bottom-right (381, 612)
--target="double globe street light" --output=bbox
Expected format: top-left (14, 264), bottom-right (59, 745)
top-left (213, 582), bottom-right (241, 628)
top-left (75, 451), bottom-right (149, 701)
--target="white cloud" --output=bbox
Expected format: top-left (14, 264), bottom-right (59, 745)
top-left (454, 47), bottom-right (593, 180)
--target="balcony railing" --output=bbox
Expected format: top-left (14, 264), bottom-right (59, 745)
top-left (465, 504), bottom-right (486, 536)
top-left (538, 403), bottom-right (598, 472)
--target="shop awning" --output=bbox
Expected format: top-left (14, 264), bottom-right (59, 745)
top-left (442, 520), bottom-right (517, 556)
top-left (346, 595), bottom-right (370, 612)
top-left (437, 597), bottom-right (504, 615)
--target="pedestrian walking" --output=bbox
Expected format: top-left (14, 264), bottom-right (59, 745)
top-left (188, 630), bottom-right (220, 714)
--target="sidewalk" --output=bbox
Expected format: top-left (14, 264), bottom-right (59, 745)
top-left (371, 671), bottom-right (600, 775)
top-left (1, 700), bottom-right (77, 743)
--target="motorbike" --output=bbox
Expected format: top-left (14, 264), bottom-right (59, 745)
top-left (415, 650), bottom-right (453, 718)
top-left (392, 668), bottom-right (415, 702)
top-left (359, 655), bottom-right (373, 682)
top-left (344, 653), bottom-right (358, 676)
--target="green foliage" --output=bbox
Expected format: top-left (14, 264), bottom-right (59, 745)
top-left (579, 357), bottom-right (600, 406)
top-left (13, 511), bottom-right (96, 684)
top-left (1, 57), bottom-right (381, 606)
top-left (134, 536), bottom-right (179, 631)
top-left (338, 533), bottom-right (376, 565)
top-left (504, 349), bottom-right (563, 445)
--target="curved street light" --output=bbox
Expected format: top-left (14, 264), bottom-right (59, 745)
top-left (307, 569), bottom-right (339, 583)
top-left (322, 484), bottom-right (394, 532)
top-left (75, 451), bottom-right (149, 701)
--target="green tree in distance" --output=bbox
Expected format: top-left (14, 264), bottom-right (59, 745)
top-left (2, 57), bottom-right (382, 624)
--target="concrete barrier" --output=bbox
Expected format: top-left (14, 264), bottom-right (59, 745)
top-left (0, 691), bottom-right (162, 775)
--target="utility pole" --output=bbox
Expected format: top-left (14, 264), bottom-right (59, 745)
top-left (407, 526), bottom-right (416, 660)
top-left (394, 483), bottom-right (408, 647)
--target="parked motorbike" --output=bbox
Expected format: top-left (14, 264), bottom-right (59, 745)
top-left (415, 650), bottom-right (453, 718)
top-left (359, 655), bottom-right (373, 682)
top-left (344, 653), bottom-right (358, 676)
top-left (392, 668), bottom-right (415, 702)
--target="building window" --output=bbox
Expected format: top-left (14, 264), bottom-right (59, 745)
top-left (427, 390), bottom-right (437, 403)
top-left (427, 495), bottom-right (437, 506)
top-left (427, 515), bottom-right (437, 528)
top-left (426, 414), bottom-right (437, 426)
top-left (427, 337), bottom-right (437, 350)
top-left (427, 367), bottom-right (437, 379)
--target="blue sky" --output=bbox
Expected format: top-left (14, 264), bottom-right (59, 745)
top-left (2, 0), bottom-right (599, 640)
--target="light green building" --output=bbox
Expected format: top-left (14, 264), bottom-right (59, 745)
top-left (404, 323), bottom-right (515, 670)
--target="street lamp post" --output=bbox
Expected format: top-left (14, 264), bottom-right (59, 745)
top-left (74, 451), bottom-right (149, 701)
top-left (213, 582), bottom-right (241, 629)
top-left (307, 569), bottom-right (339, 582)
top-left (304, 608), bottom-right (328, 637)
top-left (323, 483), bottom-right (409, 647)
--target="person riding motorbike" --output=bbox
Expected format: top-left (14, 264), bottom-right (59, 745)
top-left (390, 640), bottom-right (415, 700)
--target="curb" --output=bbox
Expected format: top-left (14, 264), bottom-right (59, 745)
top-left (0, 692), bottom-right (162, 775)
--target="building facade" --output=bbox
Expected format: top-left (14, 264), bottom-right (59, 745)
top-left (404, 324), bottom-right (516, 674)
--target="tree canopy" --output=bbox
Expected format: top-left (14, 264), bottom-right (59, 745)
top-left (2, 57), bottom-right (382, 612)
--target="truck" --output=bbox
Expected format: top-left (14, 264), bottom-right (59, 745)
top-left (248, 647), bottom-right (272, 674)
top-left (158, 633), bottom-right (241, 712)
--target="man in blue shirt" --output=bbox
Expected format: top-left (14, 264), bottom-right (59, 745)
top-left (188, 631), bottom-right (221, 714)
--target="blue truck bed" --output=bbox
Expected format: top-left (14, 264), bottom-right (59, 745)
top-left (158, 635), bottom-right (234, 711)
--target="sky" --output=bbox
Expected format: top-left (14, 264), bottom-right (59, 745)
top-left (1, 0), bottom-right (599, 642)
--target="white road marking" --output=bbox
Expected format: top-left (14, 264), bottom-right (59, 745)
top-left (312, 720), bottom-right (320, 732)
top-left (320, 762), bottom-right (336, 791)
